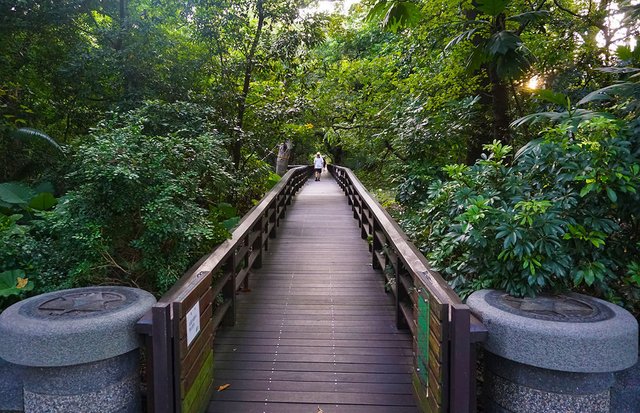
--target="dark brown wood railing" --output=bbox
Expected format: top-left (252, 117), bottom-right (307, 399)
top-left (328, 164), bottom-right (487, 413)
top-left (136, 165), bottom-right (312, 413)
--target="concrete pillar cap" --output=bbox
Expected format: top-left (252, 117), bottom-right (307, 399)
top-left (467, 289), bottom-right (638, 373)
top-left (0, 286), bottom-right (156, 367)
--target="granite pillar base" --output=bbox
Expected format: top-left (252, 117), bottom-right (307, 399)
top-left (21, 351), bottom-right (140, 413)
top-left (0, 357), bottom-right (23, 413)
top-left (484, 352), bottom-right (613, 413)
top-left (611, 354), bottom-right (640, 413)
top-left (467, 289), bottom-right (639, 413)
top-left (0, 286), bottom-right (156, 413)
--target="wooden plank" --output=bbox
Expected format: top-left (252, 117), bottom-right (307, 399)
top-left (182, 350), bottom-right (214, 413)
top-left (178, 298), bottom-right (213, 339)
top-left (181, 323), bottom-right (214, 393)
top-left (399, 301), bottom-right (415, 336)
top-left (428, 362), bottom-right (443, 407)
top-left (209, 174), bottom-right (418, 412)
top-left (211, 299), bottom-right (232, 332)
top-left (175, 273), bottom-right (213, 318)
top-left (399, 272), bottom-right (413, 295)
top-left (151, 303), bottom-right (174, 413)
top-left (449, 304), bottom-right (471, 412)
top-left (236, 267), bottom-right (250, 288)
top-left (210, 271), bottom-right (232, 302)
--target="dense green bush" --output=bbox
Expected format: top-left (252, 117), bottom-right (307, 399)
top-left (402, 117), bottom-right (640, 314)
top-left (0, 102), bottom-right (239, 296)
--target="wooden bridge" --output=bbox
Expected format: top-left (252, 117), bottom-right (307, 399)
top-left (136, 165), bottom-right (487, 413)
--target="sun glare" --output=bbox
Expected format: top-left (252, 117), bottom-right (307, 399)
top-left (527, 75), bottom-right (541, 90)
top-left (301, 0), bottom-right (361, 16)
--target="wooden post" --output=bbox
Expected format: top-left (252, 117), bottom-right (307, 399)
top-left (450, 304), bottom-right (471, 413)
top-left (222, 258), bottom-right (236, 326)
top-left (372, 220), bottom-right (381, 268)
top-left (254, 219), bottom-right (264, 269)
top-left (151, 303), bottom-right (174, 413)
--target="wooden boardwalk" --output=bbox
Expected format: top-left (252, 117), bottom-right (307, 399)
top-left (208, 171), bottom-right (418, 413)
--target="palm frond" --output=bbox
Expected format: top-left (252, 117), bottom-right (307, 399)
top-left (11, 128), bottom-right (65, 156)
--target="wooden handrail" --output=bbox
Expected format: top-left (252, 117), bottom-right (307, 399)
top-left (339, 167), bottom-right (462, 308)
top-left (136, 165), bottom-right (312, 413)
top-left (159, 166), bottom-right (305, 305)
top-left (328, 164), bottom-right (486, 413)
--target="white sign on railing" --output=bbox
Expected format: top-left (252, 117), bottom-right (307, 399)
top-left (186, 301), bottom-right (201, 346)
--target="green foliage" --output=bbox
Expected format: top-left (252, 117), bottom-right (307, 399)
top-left (366, 1), bottom-right (422, 32)
top-left (402, 118), bottom-right (640, 303)
top-left (0, 102), bottom-right (237, 296)
top-left (0, 270), bottom-right (34, 298)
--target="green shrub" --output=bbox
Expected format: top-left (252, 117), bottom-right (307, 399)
top-left (56, 121), bottom-right (233, 292)
top-left (402, 117), bottom-right (640, 313)
top-left (0, 102), bottom-right (237, 297)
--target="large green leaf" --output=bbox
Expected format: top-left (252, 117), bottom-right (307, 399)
top-left (578, 82), bottom-right (640, 106)
top-left (366, 1), bottom-right (422, 32)
top-left (445, 27), bottom-right (482, 51)
top-left (507, 10), bottom-right (550, 25)
top-left (216, 202), bottom-right (237, 219)
top-left (29, 192), bottom-right (58, 210)
top-left (487, 31), bottom-right (521, 56)
top-left (33, 181), bottom-right (55, 194)
top-left (0, 182), bottom-right (35, 205)
top-left (476, 0), bottom-right (510, 16)
top-left (494, 47), bottom-right (534, 78)
top-left (0, 269), bottom-right (34, 298)
top-left (533, 89), bottom-right (570, 107)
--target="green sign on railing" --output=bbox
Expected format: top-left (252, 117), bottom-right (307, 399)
top-left (417, 290), bottom-right (430, 388)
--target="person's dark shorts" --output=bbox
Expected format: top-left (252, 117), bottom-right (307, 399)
top-left (315, 168), bottom-right (322, 174)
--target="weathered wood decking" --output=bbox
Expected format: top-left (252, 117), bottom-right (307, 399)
top-left (208, 171), bottom-right (418, 413)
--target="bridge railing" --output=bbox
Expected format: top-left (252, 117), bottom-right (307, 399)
top-left (136, 165), bottom-right (312, 413)
top-left (328, 164), bottom-right (487, 413)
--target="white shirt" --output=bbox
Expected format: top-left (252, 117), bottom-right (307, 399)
top-left (314, 156), bottom-right (324, 169)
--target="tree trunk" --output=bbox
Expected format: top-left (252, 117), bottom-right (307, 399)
top-left (275, 140), bottom-right (292, 176)
top-left (489, 67), bottom-right (511, 146)
top-left (233, 0), bottom-right (265, 169)
top-left (117, 0), bottom-right (134, 99)
top-left (464, 6), bottom-right (493, 165)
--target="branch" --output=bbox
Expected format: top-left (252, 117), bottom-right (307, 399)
top-left (384, 139), bottom-right (407, 162)
top-left (515, 0), bottom-right (548, 36)
top-left (331, 124), bottom-right (383, 130)
top-left (553, 0), bottom-right (606, 31)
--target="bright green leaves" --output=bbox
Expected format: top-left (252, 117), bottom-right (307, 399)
top-left (572, 262), bottom-right (607, 286)
top-left (563, 224), bottom-right (607, 248)
top-left (476, 0), bottom-right (510, 16)
top-left (514, 200), bottom-right (553, 226)
top-left (366, 1), bottom-right (422, 32)
top-left (506, 10), bottom-right (551, 25)
top-left (405, 116), bottom-right (638, 299)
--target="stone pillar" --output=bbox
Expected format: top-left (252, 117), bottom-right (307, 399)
top-left (467, 289), bottom-right (638, 413)
top-left (0, 286), bottom-right (156, 413)
top-left (0, 357), bottom-right (23, 412)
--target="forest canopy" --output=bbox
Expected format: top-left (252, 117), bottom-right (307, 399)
top-left (1, 0), bottom-right (639, 316)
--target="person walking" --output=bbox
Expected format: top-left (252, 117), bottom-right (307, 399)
top-left (313, 152), bottom-right (324, 181)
